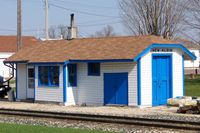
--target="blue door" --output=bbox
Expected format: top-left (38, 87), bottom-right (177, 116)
top-left (152, 55), bottom-right (172, 106)
top-left (104, 73), bottom-right (128, 105)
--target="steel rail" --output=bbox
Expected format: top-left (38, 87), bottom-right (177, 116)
top-left (0, 108), bottom-right (199, 131)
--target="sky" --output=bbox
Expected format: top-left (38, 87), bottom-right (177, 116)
top-left (0, 0), bottom-right (127, 38)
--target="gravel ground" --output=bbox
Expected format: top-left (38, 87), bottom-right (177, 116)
top-left (0, 115), bottom-right (197, 133)
top-left (0, 101), bottom-right (200, 123)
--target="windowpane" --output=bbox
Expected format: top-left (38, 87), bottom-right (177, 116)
top-left (39, 66), bottom-right (49, 86)
top-left (28, 68), bottom-right (34, 89)
top-left (88, 63), bottom-right (100, 76)
top-left (28, 79), bottom-right (34, 88)
top-left (38, 66), bottom-right (59, 87)
top-left (68, 64), bottom-right (77, 86)
top-left (50, 66), bottom-right (59, 86)
top-left (28, 69), bottom-right (34, 78)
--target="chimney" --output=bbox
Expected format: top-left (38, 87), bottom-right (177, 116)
top-left (67, 13), bottom-right (78, 39)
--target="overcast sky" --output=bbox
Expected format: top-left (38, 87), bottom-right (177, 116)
top-left (0, 0), bottom-right (127, 38)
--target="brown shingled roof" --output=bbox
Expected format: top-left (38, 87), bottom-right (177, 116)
top-left (175, 38), bottom-right (200, 50)
top-left (5, 35), bottom-right (178, 63)
top-left (0, 36), bottom-right (38, 52)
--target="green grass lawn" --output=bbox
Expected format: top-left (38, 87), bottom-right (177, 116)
top-left (0, 123), bottom-right (110, 133)
top-left (185, 75), bottom-right (200, 96)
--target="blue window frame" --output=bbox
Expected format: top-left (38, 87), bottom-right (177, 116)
top-left (68, 64), bottom-right (77, 87)
top-left (38, 66), bottom-right (59, 87)
top-left (88, 63), bottom-right (100, 76)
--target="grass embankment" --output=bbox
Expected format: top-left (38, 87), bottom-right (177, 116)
top-left (185, 75), bottom-right (200, 96)
top-left (0, 123), bottom-right (110, 133)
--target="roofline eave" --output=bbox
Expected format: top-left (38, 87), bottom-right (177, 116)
top-left (3, 60), bottom-right (28, 64)
top-left (133, 43), bottom-right (197, 62)
top-left (64, 59), bottom-right (134, 65)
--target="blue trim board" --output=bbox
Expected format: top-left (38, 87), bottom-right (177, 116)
top-left (137, 59), bottom-right (141, 105)
top-left (134, 43), bottom-right (197, 62)
top-left (34, 66), bottom-right (36, 101)
top-left (182, 55), bottom-right (185, 96)
top-left (63, 65), bottom-right (67, 103)
top-left (64, 59), bottom-right (133, 65)
top-left (16, 63), bottom-right (18, 100)
top-left (26, 65), bottom-right (28, 99)
top-left (171, 55), bottom-right (173, 98)
top-left (28, 62), bottom-right (64, 65)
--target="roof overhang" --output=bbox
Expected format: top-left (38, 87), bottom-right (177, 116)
top-left (5, 43), bottom-right (196, 65)
top-left (133, 43), bottom-right (197, 62)
top-left (64, 59), bottom-right (134, 65)
top-left (3, 60), bottom-right (64, 65)
top-left (3, 60), bottom-right (28, 64)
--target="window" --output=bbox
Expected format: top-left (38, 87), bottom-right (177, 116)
top-left (28, 68), bottom-right (34, 89)
top-left (88, 63), bottom-right (100, 76)
top-left (68, 64), bottom-right (77, 87)
top-left (38, 66), bottom-right (59, 87)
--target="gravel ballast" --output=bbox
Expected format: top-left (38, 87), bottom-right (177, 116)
top-left (0, 115), bottom-right (196, 133)
top-left (0, 101), bottom-right (199, 132)
top-left (0, 101), bottom-right (199, 123)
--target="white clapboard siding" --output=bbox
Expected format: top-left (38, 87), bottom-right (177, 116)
top-left (173, 49), bottom-right (184, 97)
top-left (16, 63), bottom-right (27, 100)
top-left (66, 87), bottom-right (77, 105)
top-left (140, 49), bottom-right (184, 107)
top-left (35, 65), bottom-right (63, 102)
top-left (140, 52), bottom-right (152, 107)
top-left (66, 62), bottom-right (137, 106)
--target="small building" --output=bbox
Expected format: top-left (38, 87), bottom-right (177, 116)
top-left (175, 38), bottom-right (200, 75)
top-left (182, 42), bottom-right (200, 75)
top-left (0, 36), bottom-right (38, 78)
top-left (4, 35), bottom-right (196, 107)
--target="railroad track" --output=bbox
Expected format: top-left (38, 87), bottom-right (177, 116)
top-left (0, 108), bottom-right (199, 131)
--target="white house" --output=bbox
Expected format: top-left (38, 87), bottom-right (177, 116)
top-left (183, 44), bottom-right (200, 75)
top-left (4, 35), bottom-right (196, 107)
top-left (0, 36), bottom-right (38, 78)
top-left (176, 39), bottom-right (200, 75)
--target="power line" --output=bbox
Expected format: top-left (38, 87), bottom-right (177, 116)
top-left (49, 3), bottom-right (120, 18)
top-left (77, 21), bottom-right (122, 27)
top-left (50, 0), bottom-right (118, 10)
top-left (77, 17), bottom-right (121, 25)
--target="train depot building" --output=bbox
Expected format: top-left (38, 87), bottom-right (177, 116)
top-left (4, 35), bottom-right (196, 107)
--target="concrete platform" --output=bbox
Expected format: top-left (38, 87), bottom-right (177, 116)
top-left (0, 101), bottom-right (199, 122)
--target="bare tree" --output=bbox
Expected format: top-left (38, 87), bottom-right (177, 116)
top-left (119, 0), bottom-right (187, 39)
top-left (184, 0), bottom-right (200, 42)
top-left (91, 25), bottom-right (116, 37)
top-left (58, 25), bottom-right (68, 39)
top-left (186, 0), bottom-right (200, 30)
top-left (48, 25), bottom-right (68, 39)
top-left (48, 26), bottom-right (56, 39)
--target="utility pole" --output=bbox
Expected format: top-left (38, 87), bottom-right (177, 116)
top-left (17, 0), bottom-right (22, 51)
top-left (45, 0), bottom-right (49, 40)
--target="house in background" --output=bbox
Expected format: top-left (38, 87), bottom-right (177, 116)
top-left (176, 39), bottom-right (200, 75)
top-left (0, 36), bottom-right (38, 78)
top-left (4, 35), bottom-right (196, 107)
